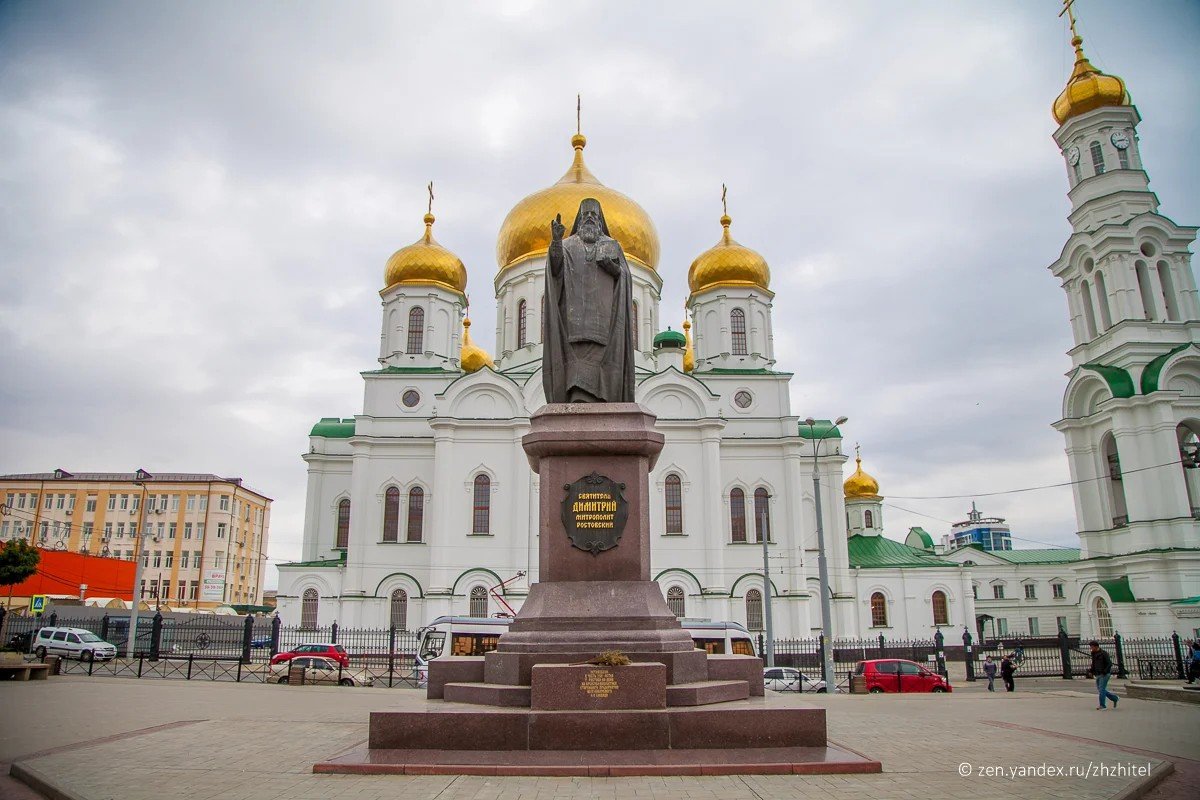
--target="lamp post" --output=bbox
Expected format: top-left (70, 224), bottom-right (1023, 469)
top-left (804, 416), bottom-right (847, 694)
top-left (125, 468), bottom-right (152, 659)
top-left (758, 498), bottom-right (773, 667)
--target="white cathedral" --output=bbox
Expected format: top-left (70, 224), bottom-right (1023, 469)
top-left (277, 19), bottom-right (1199, 642)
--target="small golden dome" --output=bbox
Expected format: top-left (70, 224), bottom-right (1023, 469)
top-left (383, 213), bottom-right (468, 294)
top-left (459, 317), bottom-right (494, 373)
top-left (844, 454), bottom-right (880, 500)
top-left (496, 134), bottom-right (660, 273)
top-left (1052, 35), bottom-right (1130, 124)
top-left (688, 214), bottom-right (771, 295)
top-left (682, 318), bottom-right (695, 373)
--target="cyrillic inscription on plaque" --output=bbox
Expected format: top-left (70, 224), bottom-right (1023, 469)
top-left (579, 668), bottom-right (619, 699)
top-left (561, 471), bottom-right (629, 554)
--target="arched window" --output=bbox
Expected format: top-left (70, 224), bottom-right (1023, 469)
top-left (1178, 425), bottom-right (1200, 517)
top-left (730, 308), bottom-right (748, 355)
top-left (517, 299), bottom-right (528, 348)
top-left (931, 590), bottom-right (949, 626)
top-left (729, 488), bottom-right (746, 543)
top-left (472, 475), bottom-right (491, 534)
top-left (753, 488), bottom-right (770, 543)
top-left (1089, 141), bottom-right (1105, 175)
top-left (406, 487), bottom-right (425, 542)
top-left (1158, 261), bottom-right (1181, 321)
top-left (745, 588), bottom-right (763, 631)
top-left (406, 307), bottom-right (425, 354)
top-left (1117, 146), bottom-right (1129, 170)
top-left (664, 473), bottom-right (683, 534)
top-left (1094, 271), bottom-right (1113, 330)
top-left (382, 486), bottom-right (400, 542)
top-left (666, 585), bottom-right (685, 617)
top-left (470, 586), bottom-right (489, 617)
top-left (1080, 280), bottom-right (1099, 339)
top-left (864, 509), bottom-right (874, 528)
top-left (1094, 597), bottom-right (1114, 638)
top-left (1135, 261), bottom-right (1157, 320)
top-left (335, 498), bottom-right (350, 549)
top-left (632, 301), bottom-right (639, 351)
top-left (870, 592), bottom-right (888, 628)
top-left (301, 588), bottom-right (318, 629)
top-left (1103, 434), bottom-right (1128, 527)
top-left (390, 589), bottom-right (408, 630)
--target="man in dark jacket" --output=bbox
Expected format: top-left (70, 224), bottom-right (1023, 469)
top-left (1087, 640), bottom-right (1119, 710)
top-left (1000, 654), bottom-right (1016, 692)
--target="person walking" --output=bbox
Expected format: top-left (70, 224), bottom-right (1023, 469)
top-left (1000, 654), bottom-right (1016, 692)
top-left (1186, 640), bottom-right (1200, 685)
top-left (983, 656), bottom-right (997, 691)
top-left (1087, 640), bottom-right (1119, 710)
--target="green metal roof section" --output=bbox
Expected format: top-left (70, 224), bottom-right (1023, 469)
top-left (653, 328), bottom-right (687, 347)
top-left (700, 367), bottom-right (792, 376)
top-left (309, 418), bottom-right (356, 438)
top-left (362, 365), bottom-right (459, 375)
top-left (1171, 596), bottom-right (1200, 606)
top-left (277, 558), bottom-right (345, 569)
top-left (1140, 343), bottom-right (1191, 394)
top-left (797, 420), bottom-right (842, 440)
top-left (848, 535), bottom-right (958, 569)
top-left (1098, 576), bottom-right (1136, 603)
top-left (1081, 362), bottom-right (1135, 399)
top-left (981, 547), bottom-right (1081, 564)
top-left (906, 527), bottom-right (935, 551)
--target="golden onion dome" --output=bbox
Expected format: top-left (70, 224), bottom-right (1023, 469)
top-left (843, 454), bottom-right (880, 500)
top-left (459, 317), bottom-right (494, 373)
top-left (688, 214), bottom-right (771, 295)
top-left (682, 318), bottom-right (695, 373)
top-left (383, 213), bottom-right (468, 294)
top-left (495, 133), bottom-right (660, 273)
top-left (1052, 35), bottom-right (1130, 124)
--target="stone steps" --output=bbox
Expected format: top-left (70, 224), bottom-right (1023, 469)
top-left (443, 682), bottom-right (531, 707)
top-left (666, 680), bottom-right (750, 706)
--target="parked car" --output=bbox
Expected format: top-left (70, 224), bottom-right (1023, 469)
top-left (250, 636), bottom-right (272, 649)
top-left (269, 643), bottom-right (349, 667)
top-left (30, 627), bottom-right (119, 662)
top-left (763, 666), bottom-right (827, 693)
top-left (854, 659), bottom-right (952, 693)
top-left (270, 655), bottom-right (372, 687)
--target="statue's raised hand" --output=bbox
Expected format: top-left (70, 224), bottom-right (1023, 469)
top-left (550, 213), bottom-right (565, 242)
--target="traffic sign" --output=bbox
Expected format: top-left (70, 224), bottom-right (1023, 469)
top-left (30, 594), bottom-right (47, 614)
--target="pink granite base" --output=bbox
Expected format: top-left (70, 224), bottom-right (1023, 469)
top-left (530, 663), bottom-right (667, 710)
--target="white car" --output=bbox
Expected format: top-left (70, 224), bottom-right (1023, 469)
top-left (270, 655), bottom-right (374, 687)
top-left (763, 666), bottom-right (827, 693)
top-left (31, 627), bottom-right (118, 662)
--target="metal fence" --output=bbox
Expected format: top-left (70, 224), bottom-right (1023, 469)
top-left (966, 630), bottom-right (1189, 680)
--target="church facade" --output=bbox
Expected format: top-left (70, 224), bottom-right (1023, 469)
top-left (277, 17), bottom-right (1198, 641)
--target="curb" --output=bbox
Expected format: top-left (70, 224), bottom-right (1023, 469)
top-left (10, 761), bottom-right (88, 800)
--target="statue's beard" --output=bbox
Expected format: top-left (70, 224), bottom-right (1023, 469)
top-left (579, 222), bottom-right (600, 244)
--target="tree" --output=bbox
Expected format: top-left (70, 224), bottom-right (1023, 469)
top-left (1, 540), bottom-right (41, 611)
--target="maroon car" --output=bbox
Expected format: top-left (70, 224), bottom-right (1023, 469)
top-left (269, 643), bottom-right (350, 668)
top-left (855, 659), bottom-right (952, 693)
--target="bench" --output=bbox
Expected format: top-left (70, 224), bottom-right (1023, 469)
top-left (0, 662), bottom-right (51, 681)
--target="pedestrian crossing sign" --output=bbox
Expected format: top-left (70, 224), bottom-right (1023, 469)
top-left (30, 595), bottom-right (47, 614)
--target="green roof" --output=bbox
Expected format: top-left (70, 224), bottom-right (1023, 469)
top-left (362, 366), bottom-right (458, 375)
top-left (1098, 576), bottom-right (1136, 603)
top-left (310, 418), bottom-right (356, 438)
top-left (797, 420), bottom-right (842, 440)
top-left (972, 546), bottom-right (1081, 565)
top-left (848, 535), bottom-right (958, 569)
top-left (653, 328), bottom-right (687, 348)
top-left (230, 604), bottom-right (274, 614)
top-left (278, 558), bottom-right (345, 569)
top-left (700, 367), bottom-right (791, 376)
top-left (1171, 596), bottom-right (1200, 606)
top-left (906, 527), bottom-right (935, 550)
top-left (1080, 362), bottom-right (1135, 399)
top-left (1141, 343), bottom-right (1192, 394)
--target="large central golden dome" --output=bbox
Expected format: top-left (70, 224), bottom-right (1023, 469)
top-left (496, 134), bottom-right (660, 272)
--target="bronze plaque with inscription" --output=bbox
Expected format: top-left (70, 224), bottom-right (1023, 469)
top-left (561, 471), bottom-right (629, 554)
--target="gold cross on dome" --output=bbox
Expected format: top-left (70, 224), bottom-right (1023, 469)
top-left (721, 184), bottom-right (728, 216)
top-left (576, 94), bottom-right (581, 135)
top-left (427, 182), bottom-right (434, 215)
top-left (1059, 0), bottom-right (1080, 39)
top-left (855, 442), bottom-right (861, 459)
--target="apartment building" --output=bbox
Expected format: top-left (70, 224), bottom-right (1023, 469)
top-left (0, 470), bottom-right (272, 609)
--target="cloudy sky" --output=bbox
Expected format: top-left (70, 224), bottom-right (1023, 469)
top-left (1, 1), bottom-right (1197, 585)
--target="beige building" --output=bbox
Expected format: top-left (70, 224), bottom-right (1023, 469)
top-left (0, 470), bottom-right (272, 609)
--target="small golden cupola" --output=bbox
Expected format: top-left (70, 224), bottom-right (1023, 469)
top-left (383, 210), bottom-right (468, 295)
top-left (1052, 5), bottom-right (1130, 124)
top-left (687, 191), bottom-right (771, 295)
top-left (843, 448), bottom-right (881, 500)
top-left (459, 317), bottom-right (494, 373)
top-left (682, 317), bottom-right (695, 373)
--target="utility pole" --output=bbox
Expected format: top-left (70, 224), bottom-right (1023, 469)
top-left (759, 501), bottom-right (774, 667)
top-left (125, 469), bottom-right (153, 659)
top-left (805, 417), bottom-right (847, 694)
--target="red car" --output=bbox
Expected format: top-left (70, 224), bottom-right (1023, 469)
top-left (855, 659), bottom-right (952, 693)
top-left (269, 643), bottom-right (350, 668)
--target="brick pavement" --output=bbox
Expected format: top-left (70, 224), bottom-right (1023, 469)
top-left (1, 675), bottom-right (1196, 800)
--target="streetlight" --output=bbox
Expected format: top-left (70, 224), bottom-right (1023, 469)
top-left (758, 496), bottom-right (774, 667)
top-left (125, 468), bottom-right (152, 659)
top-left (804, 416), bottom-right (847, 694)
